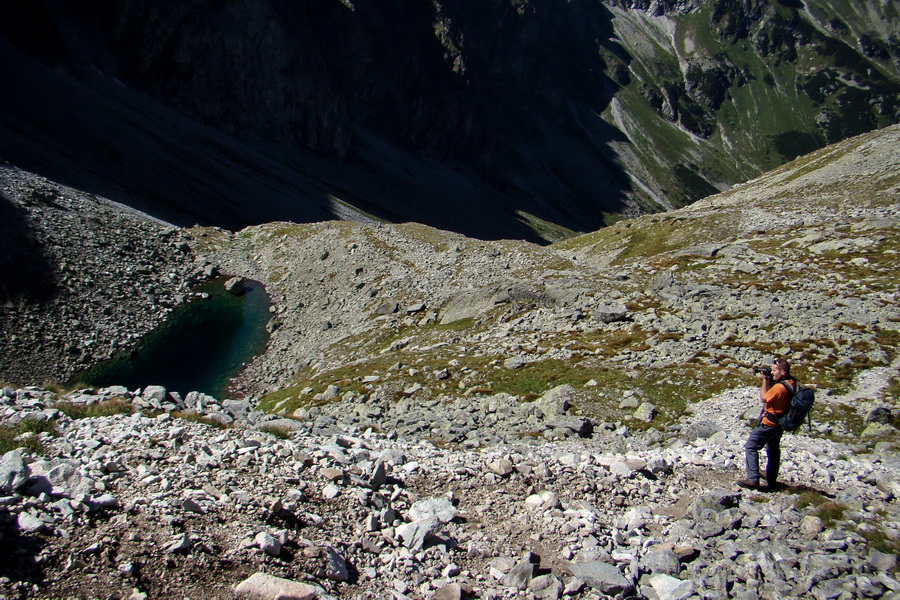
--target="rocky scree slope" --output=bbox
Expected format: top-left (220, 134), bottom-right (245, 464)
top-left (0, 126), bottom-right (899, 600)
top-left (2, 371), bottom-right (900, 600)
top-left (198, 125), bottom-right (900, 442)
top-left (0, 163), bottom-right (220, 385)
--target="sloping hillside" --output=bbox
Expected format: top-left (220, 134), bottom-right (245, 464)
top-left (601, 0), bottom-right (900, 211)
top-left (188, 124), bottom-right (899, 438)
top-left (3, 125), bottom-right (897, 425)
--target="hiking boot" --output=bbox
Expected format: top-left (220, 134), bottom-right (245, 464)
top-left (736, 479), bottom-right (761, 490)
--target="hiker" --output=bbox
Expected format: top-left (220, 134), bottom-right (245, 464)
top-left (737, 357), bottom-right (797, 490)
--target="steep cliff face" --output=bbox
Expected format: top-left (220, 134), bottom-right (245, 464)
top-left (0, 0), bottom-right (897, 240)
top-left (3, 0), bottom-right (613, 173)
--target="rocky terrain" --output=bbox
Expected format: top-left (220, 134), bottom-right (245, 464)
top-left (1, 125), bottom-right (899, 599)
top-left (0, 163), bottom-right (213, 384)
top-left (1, 369), bottom-right (899, 600)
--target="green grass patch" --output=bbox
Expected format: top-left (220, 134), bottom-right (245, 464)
top-left (594, 213), bottom-right (739, 266)
top-left (41, 381), bottom-right (88, 395)
top-left (551, 218), bottom-right (627, 254)
top-left (854, 523), bottom-right (900, 556)
top-left (186, 226), bottom-right (233, 253)
top-left (885, 376), bottom-right (900, 403)
top-left (816, 351), bottom-right (887, 395)
top-left (614, 222), bottom-right (683, 262)
top-left (392, 222), bottom-right (460, 250)
top-left (257, 386), bottom-right (309, 414)
top-left (258, 423), bottom-right (296, 439)
top-left (793, 490), bottom-right (827, 510)
top-left (487, 359), bottom-right (594, 398)
top-left (0, 417), bottom-right (57, 455)
top-left (816, 402), bottom-right (866, 441)
top-left (814, 501), bottom-right (849, 527)
top-left (258, 313), bottom-right (751, 430)
top-left (433, 317), bottom-right (477, 332)
top-left (793, 488), bottom-right (850, 525)
top-left (54, 398), bottom-right (132, 420)
top-left (514, 210), bottom-right (580, 243)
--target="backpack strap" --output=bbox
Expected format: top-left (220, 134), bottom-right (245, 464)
top-left (779, 380), bottom-right (797, 395)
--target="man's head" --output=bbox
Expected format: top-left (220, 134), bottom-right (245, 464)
top-left (771, 357), bottom-right (791, 379)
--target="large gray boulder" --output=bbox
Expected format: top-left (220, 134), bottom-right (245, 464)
top-left (594, 303), bottom-right (630, 323)
top-left (408, 497), bottom-right (457, 523)
top-left (568, 561), bottom-right (633, 595)
top-left (45, 463), bottom-right (97, 498)
top-left (681, 420), bottom-right (723, 441)
top-left (650, 574), bottom-right (695, 600)
top-left (325, 546), bottom-right (349, 582)
top-left (647, 270), bottom-right (721, 304)
top-left (234, 573), bottom-right (317, 600)
top-left (439, 286), bottom-right (505, 325)
top-left (440, 284), bottom-right (549, 325)
top-left (0, 450), bottom-right (31, 494)
top-left (639, 547), bottom-right (681, 576)
top-left (689, 489), bottom-right (741, 521)
top-left (634, 402), bottom-right (657, 422)
top-left (536, 384), bottom-right (574, 418)
top-left (142, 385), bottom-right (168, 403)
top-left (866, 406), bottom-right (893, 425)
top-left (501, 559), bottom-right (535, 590)
top-left (396, 516), bottom-right (441, 551)
top-left (224, 276), bottom-right (247, 295)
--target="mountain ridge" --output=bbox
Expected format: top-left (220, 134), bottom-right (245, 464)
top-left (1, 0), bottom-right (897, 241)
top-left (2, 124), bottom-right (896, 410)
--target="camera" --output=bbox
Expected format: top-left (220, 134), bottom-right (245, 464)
top-left (752, 365), bottom-right (772, 376)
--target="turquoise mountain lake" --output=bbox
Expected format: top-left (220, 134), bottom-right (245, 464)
top-left (78, 278), bottom-right (271, 399)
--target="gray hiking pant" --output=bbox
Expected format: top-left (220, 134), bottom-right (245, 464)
top-left (744, 424), bottom-right (783, 483)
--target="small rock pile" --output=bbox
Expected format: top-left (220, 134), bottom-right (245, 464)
top-left (289, 383), bottom-right (595, 447)
top-left (2, 380), bottom-right (899, 600)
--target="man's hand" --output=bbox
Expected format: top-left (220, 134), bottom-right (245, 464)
top-left (760, 371), bottom-right (773, 401)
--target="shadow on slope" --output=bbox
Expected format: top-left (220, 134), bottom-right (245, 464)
top-left (0, 0), bottom-right (637, 243)
top-left (0, 40), bottom-right (619, 243)
top-left (0, 190), bottom-right (57, 302)
top-left (0, 516), bottom-right (46, 592)
top-left (0, 41), bottom-right (335, 231)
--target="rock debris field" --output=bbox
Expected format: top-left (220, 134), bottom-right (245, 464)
top-left (2, 369), bottom-right (900, 600)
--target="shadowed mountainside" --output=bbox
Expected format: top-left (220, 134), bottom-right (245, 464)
top-left (0, 0), bottom-right (897, 242)
top-left (0, 41), bottom-right (556, 242)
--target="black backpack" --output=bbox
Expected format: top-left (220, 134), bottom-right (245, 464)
top-left (776, 381), bottom-right (815, 432)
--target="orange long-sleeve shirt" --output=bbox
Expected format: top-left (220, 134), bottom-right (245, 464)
top-left (761, 380), bottom-right (794, 426)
